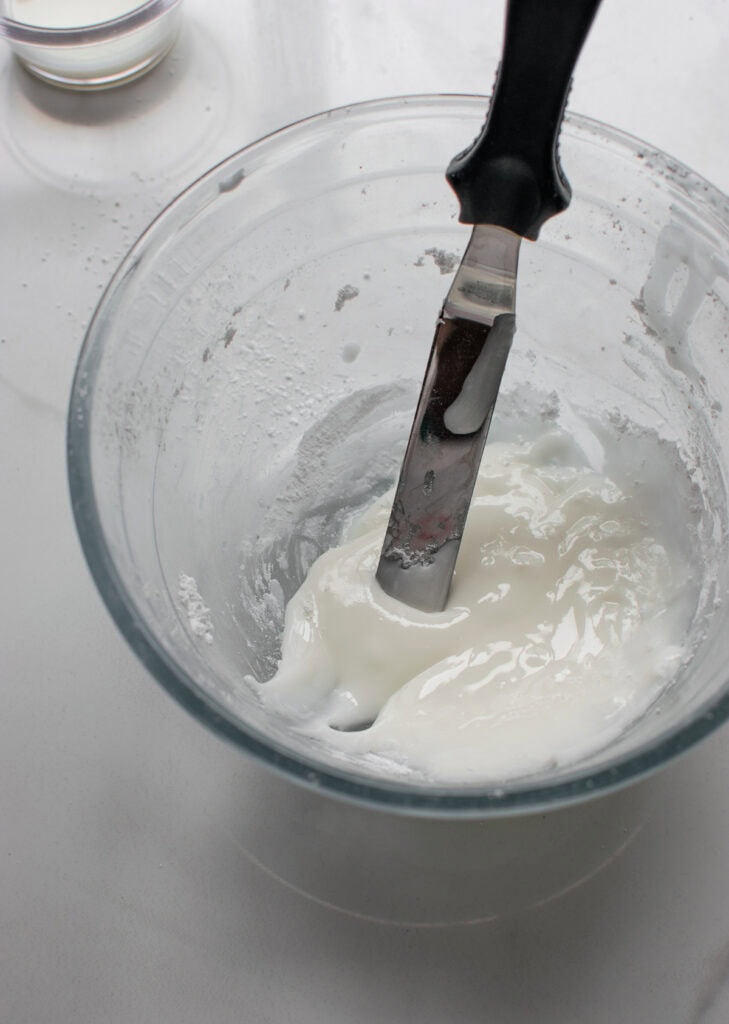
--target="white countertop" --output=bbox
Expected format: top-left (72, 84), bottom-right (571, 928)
top-left (3, 1), bottom-right (729, 1020)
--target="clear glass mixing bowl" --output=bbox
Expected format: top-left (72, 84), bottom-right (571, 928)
top-left (67, 95), bottom-right (729, 816)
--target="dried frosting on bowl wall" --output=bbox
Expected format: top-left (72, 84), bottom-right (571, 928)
top-left (259, 429), bottom-right (692, 784)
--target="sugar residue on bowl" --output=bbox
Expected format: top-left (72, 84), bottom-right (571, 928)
top-left (178, 573), bottom-right (214, 645)
top-left (334, 284), bottom-right (360, 311)
top-left (414, 247), bottom-right (459, 274)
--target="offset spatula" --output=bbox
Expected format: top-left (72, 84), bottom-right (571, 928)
top-left (376, 0), bottom-right (602, 612)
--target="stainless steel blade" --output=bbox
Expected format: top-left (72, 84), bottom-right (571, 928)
top-left (375, 225), bottom-right (520, 612)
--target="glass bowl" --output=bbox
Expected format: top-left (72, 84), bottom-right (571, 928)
top-left (68, 95), bottom-right (729, 817)
top-left (0, 0), bottom-right (183, 89)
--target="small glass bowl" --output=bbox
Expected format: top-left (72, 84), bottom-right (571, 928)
top-left (68, 95), bottom-right (729, 817)
top-left (0, 0), bottom-right (183, 89)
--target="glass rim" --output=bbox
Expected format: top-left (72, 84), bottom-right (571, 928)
top-left (67, 93), bottom-right (729, 817)
top-left (0, 0), bottom-right (181, 45)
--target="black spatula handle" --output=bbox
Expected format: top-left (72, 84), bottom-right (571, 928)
top-left (446, 0), bottom-right (602, 239)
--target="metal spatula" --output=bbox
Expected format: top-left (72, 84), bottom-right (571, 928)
top-left (376, 0), bottom-right (603, 612)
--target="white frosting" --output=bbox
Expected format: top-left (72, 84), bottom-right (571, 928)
top-left (261, 430), bottom-right (688, 783)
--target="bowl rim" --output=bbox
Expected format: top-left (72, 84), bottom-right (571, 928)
top-left (67, 93), bottom-right (729, 817)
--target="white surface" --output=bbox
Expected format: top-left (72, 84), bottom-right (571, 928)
top-left (3, 0), bottom-right (729, 1020)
